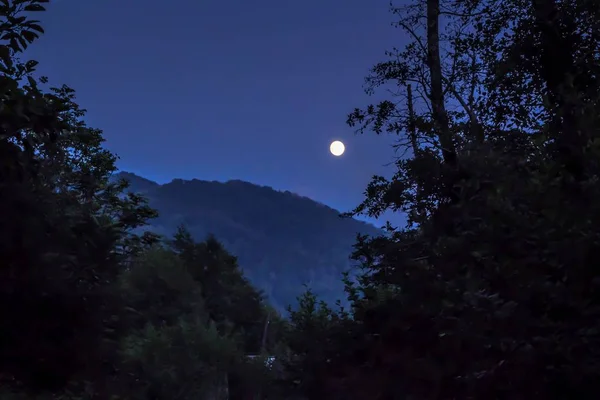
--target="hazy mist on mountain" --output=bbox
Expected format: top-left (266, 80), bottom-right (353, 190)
top-left (116, 171), bottom-right (382, 312)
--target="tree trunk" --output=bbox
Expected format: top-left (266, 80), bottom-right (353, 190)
top-left (531, 0), bottom-right (584, 180)
top-left (406, 84), bottom-right (419, 156)
top-left (426, 0), bottom-right (456, 166)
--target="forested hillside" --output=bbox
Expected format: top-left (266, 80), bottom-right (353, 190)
top-left (2, 0), bottom-right (600, 399)
top-left (116, 171), bottom-right (381, 312)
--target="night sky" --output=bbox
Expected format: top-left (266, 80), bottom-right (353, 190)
top-left (28, 0), bottom-right (408, 226)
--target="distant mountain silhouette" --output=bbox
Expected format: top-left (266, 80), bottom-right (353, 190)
top-left (115, 171), bottom-right (382, 312)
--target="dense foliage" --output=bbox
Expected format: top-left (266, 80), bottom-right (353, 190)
top-left (281, 0), bottom-right (600, 399)
top-left (113, 229), bottom-right (283, 400)
top-left (0, 0), bottom-right (157, 393)
top-left (2, 0), bottom-right (600, 399)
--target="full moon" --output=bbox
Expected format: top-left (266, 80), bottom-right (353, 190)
top-left (329, 140), bottom-right (345, 156)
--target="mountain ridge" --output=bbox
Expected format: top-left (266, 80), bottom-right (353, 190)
top-left (115, 171), bottom-right (382, 312)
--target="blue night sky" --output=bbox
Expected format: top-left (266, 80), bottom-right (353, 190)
top-left (28, 0), bottom-right (407, 226)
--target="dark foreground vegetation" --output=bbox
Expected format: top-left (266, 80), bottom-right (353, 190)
top-left (1, 0), bottom-right (599, 399)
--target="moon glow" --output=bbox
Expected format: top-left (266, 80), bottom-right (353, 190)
top-left (329, 140), bottom-right (345, 156)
